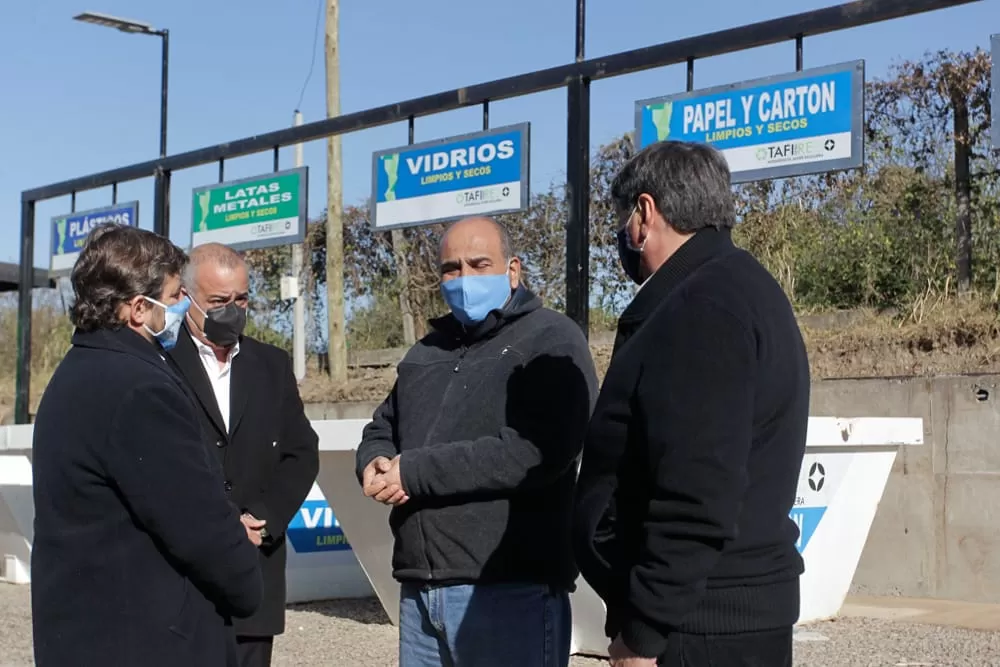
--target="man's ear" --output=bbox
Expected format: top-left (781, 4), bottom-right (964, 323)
top-left (508, 257), bottom-right (522, 289)
top-left (124, 294), bottom-right (149, 327)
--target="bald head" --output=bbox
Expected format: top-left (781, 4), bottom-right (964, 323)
top-left (183, 243), bottom-right (246, 290)
top-left (182, 243), bottom-right (250, 347)
top-left (438, 217), bottom-right (521, 288)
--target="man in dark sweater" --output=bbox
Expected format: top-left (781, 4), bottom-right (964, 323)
top-left (572, 141), bottom-right (810, 667)
top-left (356, 217), bottom-right (598, 667)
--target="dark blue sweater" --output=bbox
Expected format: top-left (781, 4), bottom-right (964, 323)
top-left (356, 286), bottom-right (599, 589)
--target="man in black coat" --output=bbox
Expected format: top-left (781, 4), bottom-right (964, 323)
top-left (572, 142), bottom-right (810, 667)
top-left (32, 224), bottom-right (262, 667)
top-left (167, 242), bottom-right (319, 667)
top-left (356, 217), bottom-right (598, 667)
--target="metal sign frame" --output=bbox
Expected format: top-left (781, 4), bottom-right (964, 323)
top-left (369, 122), bottom-right (531, 231)
top-left (190, 166), bottom-right (308, 252)
top-left (48, 200), bottom-right (140, 276)
top-left (634, 60), bottom-right (865, 183)
top-left (12, 0), bottom-right (984, 423)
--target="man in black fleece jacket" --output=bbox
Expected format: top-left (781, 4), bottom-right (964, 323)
top-left (573, 142), bottom-right (810, 667)
top-left (356, 217), bottom-right (598, 667)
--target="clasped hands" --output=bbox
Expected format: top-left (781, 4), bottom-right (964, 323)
top-left (362, 455), bottom-right (409, 506)
top-left (240, 512), bottom-right (267, 547)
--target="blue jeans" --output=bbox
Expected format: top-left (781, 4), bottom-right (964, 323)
top-left (398, 582), bottom-right (572, 667)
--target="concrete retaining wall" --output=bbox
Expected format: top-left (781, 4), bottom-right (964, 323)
top-left (813, 374), bottom-right (1000, 603)
top-left (307, 373), bottom-right (1000, 604)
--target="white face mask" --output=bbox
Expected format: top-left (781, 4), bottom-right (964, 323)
top-left (143, 296), bottom-right (191, 350)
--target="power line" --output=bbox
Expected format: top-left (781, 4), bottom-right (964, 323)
top-left (295, 0), bottom-right (324, 112)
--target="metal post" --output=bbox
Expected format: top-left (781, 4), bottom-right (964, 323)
top-left (159, 31), bottom-right (169, 161)
top-left (392, 117), bottom-right (417, 346)
top-left (565, 0), bottom-right (590, 335)
top-left (111, 182), bottom-right (118, 204)
top-left (71, 191), bottom-right (77, 212)
top-left (273, 146), bottom-right (280, 171)
top-left (483, 101), bottom-right (490, 131)
top-left (687, 57), bottom-right (695, 91)
top-left (291, 111), bottom-right (306, 381)
top-left (218, 159), bottom-right (225, 183)
top-left (15, 199), bottom-right (36, 424)
top-left (153, 30), bottom-right (169, 238)
top-left (795, 34), bottom-right (804, 71)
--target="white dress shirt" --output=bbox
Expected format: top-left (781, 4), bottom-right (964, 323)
top-left (191, 334), bottom-right (240, 433)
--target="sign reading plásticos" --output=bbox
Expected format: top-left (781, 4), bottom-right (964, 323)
top-left (635, 61), bottom-right (864, 183)
top-left (191, 167), bottom-right (308, 251)
top-left (50, 201), bottom-right (139, 274)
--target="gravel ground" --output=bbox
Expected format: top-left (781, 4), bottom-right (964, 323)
top-left (2, 584), bottom-right (999, 666)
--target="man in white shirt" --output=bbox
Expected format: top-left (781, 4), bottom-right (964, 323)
top-left (167, 243), bottom-right (319, 667)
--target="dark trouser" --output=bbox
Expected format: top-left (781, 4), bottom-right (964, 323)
top-left (657, 627), bottom-right (793, 667)
top-left (236, 636), bottom-right (274, 667)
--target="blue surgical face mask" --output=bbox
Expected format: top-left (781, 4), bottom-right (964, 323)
top-left (143, 295), bottom-right (191, 350)
top-left (440, 270), bottom-right (512, 327)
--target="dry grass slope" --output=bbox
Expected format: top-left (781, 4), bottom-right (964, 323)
top-left (3, 295), bottom-right (999, 421)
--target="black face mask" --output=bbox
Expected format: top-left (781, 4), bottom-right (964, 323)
top-left (199, 301), bottom-right (247, 347)
top-left (617, 226), bottom-right (645, 285)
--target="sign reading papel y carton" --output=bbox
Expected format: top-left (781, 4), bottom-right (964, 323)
top-left (50, 201), bottom-right (139, 274)
top-left (635, 61), bottom-right (865, 183)
top-left (370, 123), bottom-right (530, 230)
top-left (191, 167), bottom-right (308, 251)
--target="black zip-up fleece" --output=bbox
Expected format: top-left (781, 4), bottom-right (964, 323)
top-left (356, 286), bottom-right (598, 590)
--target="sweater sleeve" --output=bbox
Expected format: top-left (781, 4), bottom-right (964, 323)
top-left (355, 382), bottom-right (401, 485)
top-left (618, 299), bottom-right (757, 658)
top-left (399, 329), bottom-right (598, 499)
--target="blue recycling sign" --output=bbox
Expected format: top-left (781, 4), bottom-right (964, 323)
top-left (791, 506), bottom-right (826, 553)
top-left (370, 123), bottom-right (530, 231)
top-left (635, 61), bottom-right (864, 183)
top-left (50, 201), bottom-right (139, 273)
top-left (287, 500), bottom-right (352, 553)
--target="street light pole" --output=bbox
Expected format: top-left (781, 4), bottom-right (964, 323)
top-left (74, 11), bottom-right (170, 236)
top-left (154, 29), bottom-right (169, 238)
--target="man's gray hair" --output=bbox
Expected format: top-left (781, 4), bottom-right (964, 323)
top-left (182, 242), bottom-right (247, 292)
top-left (611, 140), bottom-right (736, 232)
top-left (439, 217), bottom-right (513, 259)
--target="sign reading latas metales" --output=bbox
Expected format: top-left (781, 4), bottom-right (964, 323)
top-left (191, 167), bottom-right (308, 251)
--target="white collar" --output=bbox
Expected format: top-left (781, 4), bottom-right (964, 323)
top-left (191, 332), bottom-right (240, 363)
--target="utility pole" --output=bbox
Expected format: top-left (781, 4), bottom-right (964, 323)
top-left (391, 229), bottom-right (417, 345)
top-left (325, 0), bottom-right (347, 382)
top-left (291, 111), bottom-right (307, 381)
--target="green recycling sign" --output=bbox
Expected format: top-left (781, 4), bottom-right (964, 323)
top-left (191, 167), bottom-right (308, 251)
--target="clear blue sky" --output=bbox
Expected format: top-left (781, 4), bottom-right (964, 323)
top-left (1, 0), bottom-right (995, 266)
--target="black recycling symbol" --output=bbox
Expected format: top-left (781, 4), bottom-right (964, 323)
top-left (502, 186), bottom-right (510, 197)
top-left (808, 462), bottom-right (826, 492)
top-left (824, 139), bottom-right (836, 151)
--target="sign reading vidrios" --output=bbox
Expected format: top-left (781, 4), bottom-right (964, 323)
top-left (370, 123), bottom-right (530, 230)
top-left (635, 61), bottom-right (864, 183)
top-left (191, 167), bottom-right (308, 251)
top-left (50, 201), bottom-right (139, 273)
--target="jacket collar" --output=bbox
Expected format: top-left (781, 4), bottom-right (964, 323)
top-left (429, 284), bottom-right (542, 343)
top-left (619, 226), bottom-right (736, 326)
top-left (71, 326), bottom-right (171, 370)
